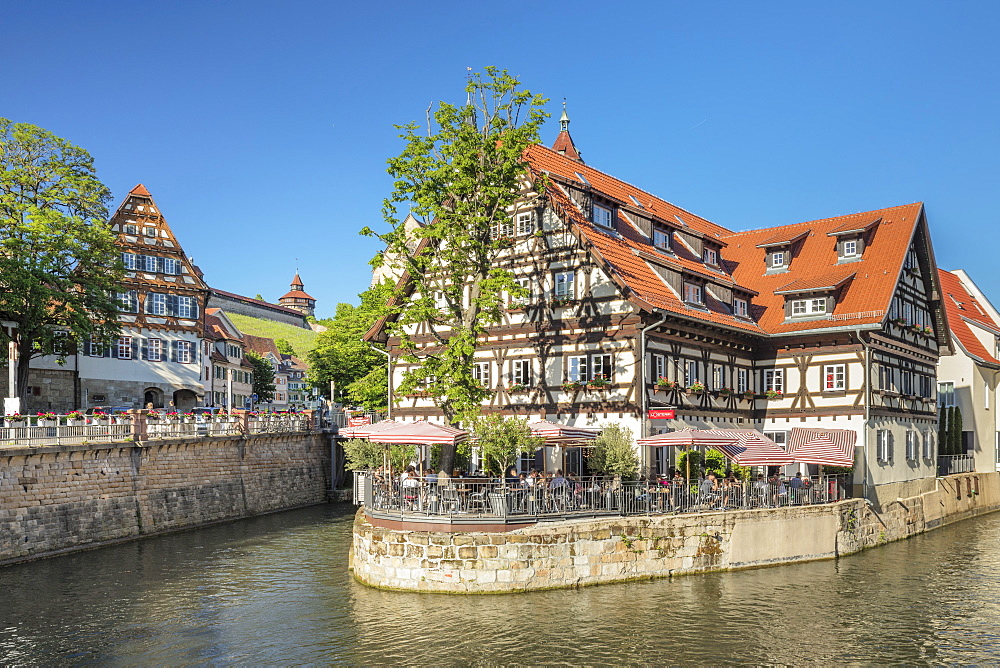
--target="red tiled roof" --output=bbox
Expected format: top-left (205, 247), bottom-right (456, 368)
top-left (755, 229), bottom-right (810, 248)
top-left (130, 183), bottom-right (151, 197)
top-left (210, 350), bottom-right (228, 363)
top-left (938, 269), bottom-right (1000, 366)
top-left (828, 217), bottom-right (881, 236)
top-left (280, 289), bottom-right (315, 301)
top-left (243, 334), bottom-right (280, 358)
top-left (291, 273), bottom-right (304, 287)
top-left (551, 130), bottom-right (582, 162)
top-left (774, 270), bottom-right (856, 295)
top-left (723, 203), bottom-right (924, 334)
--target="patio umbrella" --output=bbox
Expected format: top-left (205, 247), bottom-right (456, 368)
top-left (366, 420), bottom-right (468, 446)
top-left (636, 429), bottom-right (741, 479)
top-left (339, 419), bottom-right (399, 439)
top-left (526, 420), bottom-right (600, 446)
top-left (787, 428), bottom-right (856, 467)
top-left (701, 430), bottom-right (795, 467)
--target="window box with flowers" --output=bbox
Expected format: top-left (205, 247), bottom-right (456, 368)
top-left (562, 381), bottom-right (585, 392)
top-left (716, 387), bottom-right (733, 397)
top-left (66, 411), bottom-right (84, 426)
top-left (508, 383), bottom-right (530, 393)
top-left (36, 412), bottom-right (58, 426)
top-left (551, 297), bottom-right (576, 308)
top-left (741, 391), bottom-right (757, 402)
top-left (764, 389), bottom-right (783, 400)
top-left (5, 413), bottom-right (25, 427)
top-left (892, 317), bottom-right (908, 327)
top-left (920, 326), bottom-right (934, 337)
top-left (588, 376), bottom-right (611, 390)
top-left (656, 377), bottom-right (680, 391)
top-left (686, 381), bottom-right (706, 395)
top-left (506, 304), bottom-right (528, 313)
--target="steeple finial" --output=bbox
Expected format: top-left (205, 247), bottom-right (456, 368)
top-left (560, 99), bottom-right (570, 132)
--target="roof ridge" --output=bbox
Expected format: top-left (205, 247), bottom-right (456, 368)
top-left (724, 202), bottom-right (923, 239)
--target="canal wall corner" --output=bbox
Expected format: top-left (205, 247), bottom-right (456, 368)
top-left (0, 433), bottom-right (332, 566)
top-left (350, 472), bottom-right (1000, 594)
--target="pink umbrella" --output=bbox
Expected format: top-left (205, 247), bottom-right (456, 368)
top-left (367, 420), bottom-right (468, 446)
top-left (339, 419), bottom-right (399, 439)
top-left (526, 420), bottom-right (600, 446)
top-left (701, 430), bottom-right (794, 467)
top-left (636, 428), bottom-right (740, 447)
top-left (787, 428), bottom-right (856, 467)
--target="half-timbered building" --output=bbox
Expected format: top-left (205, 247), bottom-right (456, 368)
top-left (366, 120), bottom-right (952, 503)
top-left (78, 185), bottom-right (210, 410)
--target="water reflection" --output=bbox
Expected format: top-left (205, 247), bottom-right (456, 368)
top-left (1, 505), bottom-right (999, 664)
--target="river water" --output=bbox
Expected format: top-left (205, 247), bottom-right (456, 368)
top-left (2, 504), bottom-right (1000, 665)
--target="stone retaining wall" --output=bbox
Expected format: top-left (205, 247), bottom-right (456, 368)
top-left (0, 433), bottom-right (332, 565)
top-left (351, 471), bottom-right (1000, 593)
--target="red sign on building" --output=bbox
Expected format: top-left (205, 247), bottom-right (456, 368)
top-left (647, 409), bottom-right (676, 420)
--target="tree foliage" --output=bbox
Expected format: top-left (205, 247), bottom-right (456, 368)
top-left (307, 281), bottom-right (391, 410)
top-left (0, 119), bottom-right (123, 402)
top-left (587, 423), bottom-right (639, 479)
top-left (470, 413), bottom-right (543, 475)
top-left (342, 438), bottom-right (415, 471)
top-left (274, 338), bottom-right (294, 355)
top-left (244, 350), bottom-right (275, 404)
top-left (362, 67), bottom-right (548, 473)
top-left (938, 404), bottom-right (949, 455)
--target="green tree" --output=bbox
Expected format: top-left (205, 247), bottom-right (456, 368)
top-left (342, 438), bottom-right (414, 471)
top-left (470, 413), bottom-right (543, 475)
top-left (308, 281), bottom-right (391, 410)
top-left (938, 404), bottom-right (949, 456)
top-left (951, 405), bottom-right (964, 455)
top-left (363, 67), bottom-right (548, 474)
top-left (0, 119), bottom-right (124, 403)
top-left (245, 350), bottom-right (275, 404)
top-left (274, 338), bottom-right (295, 355)
top-left (586, 423), bottom-right (639, 479)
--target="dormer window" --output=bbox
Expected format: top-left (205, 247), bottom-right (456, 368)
top-left (652, 228), bottom-right (672, 252)
top-left (791, 298), bottom-right (827, 316)
top-left (771, 251), bottom-right (786, 268)
top-left (733, 297), bottom-right (749, 318)
top-left (843, 239), bottom-right (858, 257)
top-left (592, 203), bottom-right (613, 228)
top-left (704, 247), bottom-right (718, 266)
top-left (683, 282), bottom-right (703, 305)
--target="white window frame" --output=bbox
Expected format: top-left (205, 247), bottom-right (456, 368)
top-left (652, 228), bottom-right (671, 251)
top-left (703, 248), bottom-right (718, 265)
top-left (733, 298), bottom-right (748, 317)
top-left (843, 239), bottom-right (858, 257)
top-left (876, 429), bottom-right (892, 463)
top-left (176, 296), bottom-right (193, 319)
top-left (163, 257), bottom-right (179, 275)
top-left (763, 431), bottom-right (787, 448)
top-left (683, 282), bottom-right (703, 305)
top-left (148, 338), bottom-right (162, 362)
top-left (653, 354), bottom-right (666, 382)
top-left (938, 381), bottom-right (955, 407)
top-left (124, 223), bottom-right (137, 235)
top-left (737, 368), bottom-right (748, 393)
top-left (515, 212), bottom-right (534, 236)
top-left (764, 369), bottom-right (784, 393)
top-left (591, 354), bottom-right (613, 382)
top-left (150, 293), bottom-right (167, 316)
top-left (554, 272), bottom-right (575, 300)
top-left (824, 364), bottom-right (846, 391)
top-left (144, 255), bottom-right (158, 272)
top-left (177, 341), bottom-right (192, 364)
top-left (905, 430), bottom-right (918, 461)
top-left (510, 277), bottom-right (533, 307)
top-left (567, 356), bottom-right (588, 383)
top-left (511, 360), bottom-right (531, 386)
top-left (712, 364), bottom-right (724, 391)
top-left (771, 251), bottom-right (785, 268)
top-left (117, 336), bottom-right (132, 360)
top-left (922, 430), bottom-right (933, 460)
top-left (144, 226), bottom-right (157, 237)
top-left (473, 362), bottom-right (491, 388)
top-left (121, 253), bottom-right (137, 270)
top-left (592, 203), bottom-right (613, 228)
top-left (684, 360), bottom-right (699, 386)
top-left (791, 298), bottom-right (827, 316)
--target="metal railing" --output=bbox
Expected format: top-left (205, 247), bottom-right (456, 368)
top-left (354, 473), bottom-right (851, 521)
top-left (938, 454), bottom-right (976, 476)
top-left (0, 411), bottom-right (315, 447)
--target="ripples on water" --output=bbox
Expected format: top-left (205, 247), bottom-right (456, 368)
top-left (1, 505), bottom-right (1000, 665)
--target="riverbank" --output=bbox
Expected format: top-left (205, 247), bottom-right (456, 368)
top-left (350, 471), bottom-right (1000, 593)
top-left (0, 433), bottom-right (333, 565)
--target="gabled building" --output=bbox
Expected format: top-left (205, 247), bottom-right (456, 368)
top-left (278, 273), bottom-right (317, 319)
top-left (202, 309), bottom-right (254, 410)
top-left (79, 184), bottom-right (209, 410)
top-left (243, 334), bottom-right (289, 411)
top-left (937, 269), bottom-right (1000, 472)
top-left (366, 119), bottom-right (952, 504)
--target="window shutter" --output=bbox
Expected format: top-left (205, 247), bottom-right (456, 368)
top-left (108, 341), bottom-right (116, 358)
top-left (131, 338), bottom-right (139, 359)
top-left (143, 293), bottom-right (151, 314)
top-left (171, 340), bottom-right (178, 363)
top-left (140, 338), bottom-right (149, 360)
top-left (191, 301), bottom-right (199, 319)
top-left (166, 294), bottom-right (178, 316)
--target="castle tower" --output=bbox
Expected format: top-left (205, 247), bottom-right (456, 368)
top-left (279, 273), bottom-right (316, 318)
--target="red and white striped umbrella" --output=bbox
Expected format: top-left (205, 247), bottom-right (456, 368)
top-left (367, 420), bottom-right (468, 446)
top-left (526, 420), bottom-right (600, 446)
top-left (788, 428), bottom-right (856, 466)
top-left (339, 419), bottom-right (399, 439)
top-left (702, 429), bottom-right (795, 467)
top-left (636, 428), bottom-right (741, 448)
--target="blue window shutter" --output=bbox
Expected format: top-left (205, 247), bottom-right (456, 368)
top-left (131, 338), bottom-right (139, 359)
top-left (171, 340), bottom-right (178, 363)
top-left (140, 338), bottom-right (148, 360)
top-left (167, 294), bottom-right (178, 316)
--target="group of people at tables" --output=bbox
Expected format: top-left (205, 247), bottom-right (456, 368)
top-left (373, 465), bottom-right (827, 514)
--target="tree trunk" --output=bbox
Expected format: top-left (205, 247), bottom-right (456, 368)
top-left (14, 339), bottom-right (33, 408)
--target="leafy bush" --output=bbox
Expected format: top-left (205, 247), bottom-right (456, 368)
top-left (470, 414), bottom-right (543, 475)
top-left (587, 423), bottom-right (638, 479)
top-left (342, 438), bottom-right (415, 471)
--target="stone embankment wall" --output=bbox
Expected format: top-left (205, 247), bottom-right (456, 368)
top-left (351, 472), bottom-right (1000, 593)
top-left (0, 433), bottom-right (331, 565)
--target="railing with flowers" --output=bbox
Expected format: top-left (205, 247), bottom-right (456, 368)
top-left (0, 410), bottom-right (318, 447)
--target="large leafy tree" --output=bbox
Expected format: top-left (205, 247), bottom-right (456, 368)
top-left (245, 350), bottom-right (276, 404)
top-left (0, 119), bottom-right (123, 403)
top-left (470, 413), bottom-right (543, 476)
top-left (308, 281), bottom-right (391, 410)
top-left (587, 424), bottom-right (640, 480)
top-left (363, 67), bottom-right (548, 474)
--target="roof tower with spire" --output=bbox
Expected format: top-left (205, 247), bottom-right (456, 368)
top-left (279, 272), bottom-right (316, 318)
top-left (551, 101), bottom-right (583, 163)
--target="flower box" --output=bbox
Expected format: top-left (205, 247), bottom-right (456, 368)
top-left (686, 382), bottom-right (706, 394)
top-left (764, 390), bottom-right (783, 400)
top-left (562, 381), bottom-right (585, 392)
top-left (741, 392), bottom-right (756, 401)
top-left (655, 378), bottom-right (680, 391)
top-left (717, 388), bottom-right (733, 397)
top-left (588, 377), bottom-right (611, 389)
top-left (508, 384), bottom-right (530, 393)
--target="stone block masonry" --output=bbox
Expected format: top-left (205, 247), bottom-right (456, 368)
top-left (0, 433), bottom-right (332, 565)
top-left (351, 471), bottom-right (1000, 593)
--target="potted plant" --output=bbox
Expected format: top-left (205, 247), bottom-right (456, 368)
top-left (686, 381), bottom-right (706, 395)
top-left (588, 376), bottom-right (610, 389)
top-left (562, 380), bottom-right (585, 392)
top-left (5, 413), bottom-right (25, 428)
top-left (921, 326), bottom-right (934, 337)
top-left (508, 383), bottom-right (529, 393)
top-left (552, 297), bottom-right (574, 308)
top-left (892, 317), bottom-right (908, 326)
top-left (717, 387), bottom-right (733, 397)
top-left (36, 411), bottom-right (58, 426)
top-left (655, 376), bottom-right (672, 389)
top-left (741, 391), bottom-right (756, 402)
top-left (764, 389), bottom-right (783, 400)
top-left (66, 411), bottom-right (84, 425)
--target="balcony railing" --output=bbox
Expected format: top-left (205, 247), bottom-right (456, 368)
top-left (354, 473), bottom-right (851, 521)
top-left (938, 454), bottom-right (976, 476)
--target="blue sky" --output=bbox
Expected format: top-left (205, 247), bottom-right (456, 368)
top-left (6, 1), bottom-right (1000, 318)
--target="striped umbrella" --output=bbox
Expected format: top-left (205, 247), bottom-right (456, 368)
top-left (701, 429), bottom-right (795, 467)
top-left (339, 419), bottom-right (399, 439)
top-left (526, 420), bottom-right (600, 446)
top-left (367, 420), bottom-right (468, 446)
top-left (788, 428), bottom-right (856, 467)
top-left (636, 429), bottom-right (741, 447)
